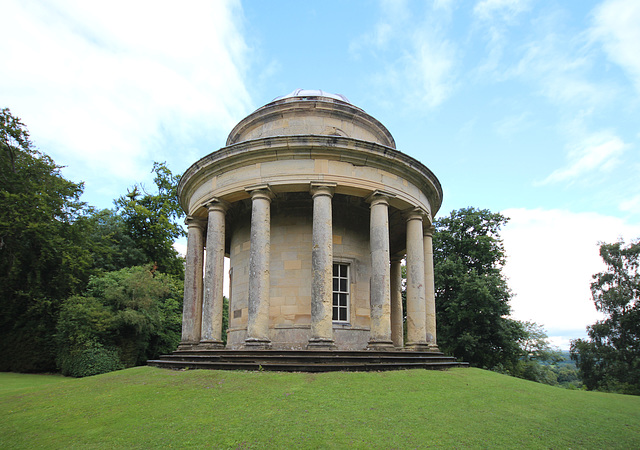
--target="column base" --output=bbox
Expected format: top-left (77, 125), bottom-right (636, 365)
top-left (245, 338), bottom-right (272, 349)
top-left (307, 338), bottom-right (336, 349)
top-left (198, 340), bottom-right (225, 349)
top-left (428, 344), bottom-right (440, 352)
top-left (367, 340), bottom-right (395, 350)
top-left (404, 342), bottom-right (431, 351)
top-left (177, 342), bottom-right (199, 351)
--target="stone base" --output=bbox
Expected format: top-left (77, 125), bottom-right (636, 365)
top-left (177, 342), bottom-right (199, 351)
top-left (367, 339), bottom-right (395, 350)
top-left (404, 342), bottom-right (431, 351)
top-left (307, 338), bottom-right (336, 349)
top-left (245, 338), bottom-right (272, 349)
top-left (198, 340), bottom-right (225, 349)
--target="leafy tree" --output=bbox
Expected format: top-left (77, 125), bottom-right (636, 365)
top-left (1, 108), bottom-right (92, 372)
top-left (80, 208), bottom-right (148, 273)
top-left (114, 162), bottom-right (185, 277)
top-left (571, 239), bottom-right (640, 395)
top-left (56, 265), bottom-right (183, 375)
top-left (433, 207), bottom-right (525, 369)
top-left (518, 321), bottom-right (562, 364)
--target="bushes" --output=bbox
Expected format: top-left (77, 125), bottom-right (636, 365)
top-left (55, 265), bottom-right (183, 377)
top-left (57, 341), bottom-right (123, 378)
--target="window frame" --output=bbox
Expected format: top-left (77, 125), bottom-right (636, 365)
top-left (332, 262), bottom-right (350, 323)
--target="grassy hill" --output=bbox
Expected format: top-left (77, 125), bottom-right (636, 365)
top-left (1, 367), bottom-right (638, 448)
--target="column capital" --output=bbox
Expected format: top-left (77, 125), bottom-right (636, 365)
top-left (245, 184), bottom-right (274, 202)
top-left (390, 255), bottom-right (404, 264)
top-left (423, 224), bottom-right (436, 237)
top-left (366, 190), bottom-right (395, 206)
top-left (403, 207), bottom-right (426, 223)
top-left (310, 182), bottom-right (336, 199)
top-left (204, 198), bottom-right (230, 213)
top-left (185, 216), bottom-right (206, 229)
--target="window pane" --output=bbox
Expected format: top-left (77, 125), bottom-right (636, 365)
top-left (340, 293), bottom-right (347, 307)
top-left (333, 264), bottom-right (338, 276)
top-left (333, 278), bottom-right (338, 291)
top-left (340, 264), bottom-right (347, 277)
top-left (333, 309), bottom-right (338, 321)
top-left (333, 293), bottom-right (339, 306)
top-left (339, 308), bottom-right (347, 321)
top-left (340, 279), bottom-right (347, 292)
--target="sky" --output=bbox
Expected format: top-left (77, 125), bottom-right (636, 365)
top-left (2, 0), bottom-right (639, 349)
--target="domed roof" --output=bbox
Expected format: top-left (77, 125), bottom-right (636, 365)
top-left (226, 89), bottom-right (395, 148)
top-left (272, 89), bottom-right (351, 104)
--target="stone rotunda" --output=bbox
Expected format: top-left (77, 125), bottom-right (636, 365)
top-left (177, 89), bottom-right (442, 353)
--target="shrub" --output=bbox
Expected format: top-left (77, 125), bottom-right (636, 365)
top-left (57, 341), bottom-right (123, 378)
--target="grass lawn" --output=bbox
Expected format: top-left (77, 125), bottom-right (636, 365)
top-left (1, 366), bottom-right (638, 448)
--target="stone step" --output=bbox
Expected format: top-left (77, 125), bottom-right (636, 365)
top-left (148, 359), bottom-right (466, 372)
top-left (147, 350), bottom-right (468, 372)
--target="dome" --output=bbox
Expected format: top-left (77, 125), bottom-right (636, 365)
top-left (272, 89), bottom-right (351, 104)
top-left (226, 89), bottom-right (395, 148)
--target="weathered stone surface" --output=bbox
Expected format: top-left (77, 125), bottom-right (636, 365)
top-left (367, 192), bottom-right (393, 349)
top-left (200, 201), bottom-right (228, 347)
top-left (405, 209), bottom-right (428, 350)
top-left (424, 224), bottom-right (439, 350)
top-left (309, 183), bottom-right (335, 348)
top-left (176, 91), bottom-right (443, 352)
top-left (245, 187), bottom-right (273, 348)
top-left (180, 217), bottom-right (205, 346)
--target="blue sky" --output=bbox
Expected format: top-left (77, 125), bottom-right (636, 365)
top-left (2, 0), bottom-right (639, 349)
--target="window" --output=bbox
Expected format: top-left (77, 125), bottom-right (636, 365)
top-left (332, 263), bottom-right (349, 322)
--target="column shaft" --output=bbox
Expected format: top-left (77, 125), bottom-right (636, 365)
top-left (390, 258), bottom-right (404, 348)
top-left (201, 201), bottom-right (227, 347)
top-left (246, 188), bottom-right (272, 347)
top-left (405, 209), bottom-right (428, 350)
top-left (309, 184), bottom-right (335, 348)
top-left (368, 194), bottom-right (393, 348)
top-left (180, 217), bottom-right (205, 346)
top-left (424, 224), bottom-right (438, 350)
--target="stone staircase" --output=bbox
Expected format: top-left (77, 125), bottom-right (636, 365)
top-left (148, 349), bottom-right (468, 372)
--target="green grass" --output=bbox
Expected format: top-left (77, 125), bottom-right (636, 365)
top-left (1, 367), bottom-right (638, 449)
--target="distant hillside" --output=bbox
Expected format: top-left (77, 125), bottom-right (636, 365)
top-left (1, 367), bottom-right (638, 448)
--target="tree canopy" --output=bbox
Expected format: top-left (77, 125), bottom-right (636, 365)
top-left (1, 108), bottom-right (185, 373)
top-left (433, 207), bottom-right (524, 370)
top-left (1, 108), bottom-right (93, 371)
top-left (571, 239), bottom-right (640, 395)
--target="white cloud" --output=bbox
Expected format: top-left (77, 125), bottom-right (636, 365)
top-left (403, 31), bottom-right (457, 109)
top-left (0, 0), bottom-right (252, 207)
top-left (539, 131), bottom-right (628, 185)
top-left (501, 208), bottom-right (640, 348)
top-left (591, 0), bottom-right (640, 94)
top-left (474, 0), bottom-right (533, 22)
top-left (350, 1), bottom-right (457, 110)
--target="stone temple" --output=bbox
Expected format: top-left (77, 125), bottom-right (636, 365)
top-left (176, 89), bottom-right (442, 355)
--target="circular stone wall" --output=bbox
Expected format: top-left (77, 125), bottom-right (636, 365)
top-left (178, 91), bottom-right (442, 351)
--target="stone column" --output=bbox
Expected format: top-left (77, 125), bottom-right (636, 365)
top-left (424, 223), bottom-right (439, 351)
top-left (390, 257), bottom-right (404, 348)
top-left (405, 209), bottom-right (428, 350)
top-left (245, 186), bottom-right (273, 348)
top-left (367, 192), bottom-right (394, 349)
top-left (180, 217), bottom-right (205, 347)
top-left (200, 200), bottom-right (228, 348)
top-left (308, 183), bottom-right (336, 348)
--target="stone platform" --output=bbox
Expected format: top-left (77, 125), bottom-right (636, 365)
top-left (147, 349), bottom-right (468, 372)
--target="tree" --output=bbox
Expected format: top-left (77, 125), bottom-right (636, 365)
top-left (56, 265), bottom-right (183, 376)
top-left (80, 208), bottom-right (148, 273)
top-left (1, 108), bottom-right (93, 372)
top-left (571, 239), bottom-right (640, 395)
top-left (114, 162), bottom-right (185, 277)
top-left (433, 207), bottom-right (525, 369)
